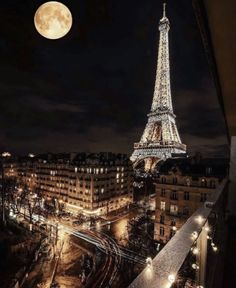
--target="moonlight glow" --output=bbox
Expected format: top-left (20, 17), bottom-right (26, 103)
top-left (34, 1), bottom-right (72, 40)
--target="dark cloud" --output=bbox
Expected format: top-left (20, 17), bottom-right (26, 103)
top-left (0, 0), bottom-right (228, 157)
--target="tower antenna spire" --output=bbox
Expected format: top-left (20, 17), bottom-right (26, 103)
top-left (163, 2), bottom-right (166, 18)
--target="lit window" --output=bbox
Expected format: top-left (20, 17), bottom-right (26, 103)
top-left (160, 201), bottom-right (166, 211)
top-left (116, 173), bottom-right (120, 179)
top-left (186, 178), bottom-right (190, 186)
top-left (75, 167), bottom-right (78, 173)
top-left (101, 188), bottom-right (104, 194)
top-left (170, 205), bottom-right (178, 215)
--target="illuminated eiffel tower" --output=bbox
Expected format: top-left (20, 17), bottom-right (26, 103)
top-left (131, 3), bottom-right (186, 171)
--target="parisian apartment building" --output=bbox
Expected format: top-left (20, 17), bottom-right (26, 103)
top-left (154, 156), bottom-right (228, 243)
top-left (4, 152), bottom-right (134, 216)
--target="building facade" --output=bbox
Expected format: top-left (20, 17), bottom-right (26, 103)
top-left (5, 153), bottom-right (133, 216)
top-left (154, 158), bottom-right (227, 243)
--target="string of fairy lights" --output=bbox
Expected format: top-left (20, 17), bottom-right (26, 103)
top-left (142, 213), bottom-right (220, 288)
top-left (176, 214), bottom-right (218, 288)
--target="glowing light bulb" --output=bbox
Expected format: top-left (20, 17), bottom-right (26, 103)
top-left (192, 263), bottom-right (199, 270)
top-left (191, 231), bottom-right (198, 240)
top-left (196, 215), bottom-right (204, 224)
top-left (192, 247), bottom-right (199, 255)
top-left (213, 246), bottom-right (218, 252)
top-left (146, 257), bottom-right (152, 268)
top-left (204, 226), bottom-right (210, 232)
top-left (168, 274), bottom-right (175, 284)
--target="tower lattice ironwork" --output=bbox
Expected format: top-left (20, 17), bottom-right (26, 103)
top-left (131, 3), bottom-right (186, 171)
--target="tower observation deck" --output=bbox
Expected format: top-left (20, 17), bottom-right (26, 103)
top-left (131, 3), bottom-right (186, 171)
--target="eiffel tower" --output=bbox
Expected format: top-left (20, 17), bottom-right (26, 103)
top-left (131, 3), bottom-right (186, 171)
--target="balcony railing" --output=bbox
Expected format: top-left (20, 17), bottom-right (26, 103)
top-left (128, 178), bottom-right (228, 288)
top-left (134, 141), bottom-right (187, 151)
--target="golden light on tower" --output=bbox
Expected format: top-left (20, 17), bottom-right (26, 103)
top-left (34, 1), bottom-right (73, 40)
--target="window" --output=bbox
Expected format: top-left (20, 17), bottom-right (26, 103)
top-left (171, 218), bottom-right (176, 226)
top-left (160, 214), bottom-right (165, 224)
top-left (161, 177), bottom-right (166, 184)
top-left (101, 188), bottom-right (105, 194)
top-left (184, 191), bottom-right (190, 201)
top-left (160, 226), bottom-right (165, 236)
top-left (200, 193), bottom-right (207, 202)
top-left (201, 178), bottom-right (207, 187)
top-left (170, 204), bottom-right (178, 215)
top-left (170, 190), bottom-right (178, 200)
top-left (173, 177), bottom-right (177, 184)
top-left (161, 188), bottom-right (165, 197)
top-left (160, 201), bottom-right (166, 211)
top-left (186, 178), bottom-right (191, 186)
top-left (206, 167), bottom-right (212, 175)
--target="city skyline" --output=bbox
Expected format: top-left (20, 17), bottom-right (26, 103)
top-left (0, 0), bottom-right (228, 157)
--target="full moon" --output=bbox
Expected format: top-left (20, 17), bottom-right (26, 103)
top-left (34, 1), bottom-right (72, 40)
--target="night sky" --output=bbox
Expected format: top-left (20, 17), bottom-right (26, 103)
top-left (0, 0), bottom-right (229, 157)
